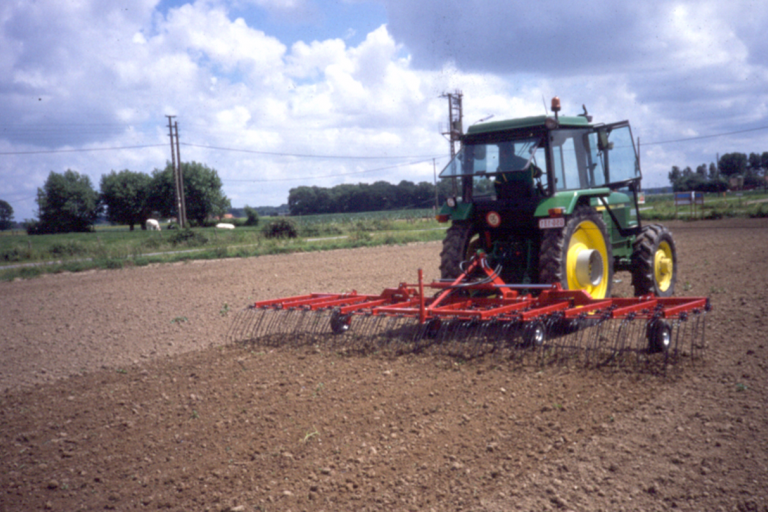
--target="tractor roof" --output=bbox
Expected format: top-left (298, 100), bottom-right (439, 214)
top-left (466, 115), bottom-right (590, 136)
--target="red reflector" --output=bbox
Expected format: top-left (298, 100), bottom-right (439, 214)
top-left (548, 207), bottom-right (564, 217)
top-left (486, 211), bottom-right (502, 228)
top-left (436, 214), bottom-right (450, 223)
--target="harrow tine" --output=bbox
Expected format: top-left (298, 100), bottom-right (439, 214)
top-left (227, 263), bottom-right (710, 373)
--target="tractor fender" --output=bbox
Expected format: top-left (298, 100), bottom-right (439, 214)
top-left (439, 201), bottom-right (474, 222)
top-left (534, 189), bottom-right (612, 217)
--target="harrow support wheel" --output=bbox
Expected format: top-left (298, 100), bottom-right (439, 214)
top-left (631, 224), bottom-right (677, 297)
top-left (440, 222), bottom-right (483, 279)
top-left (330, 310), bottom-right (351, 334)
top-left (540, 205), bottom-right (613, 299)
top-left (523, 320), bottom-right (547, 348)
top-left (647, 319), bottom-right (672, 353)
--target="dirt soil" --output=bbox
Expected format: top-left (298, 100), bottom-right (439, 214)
top-left (2, 218), bottom-right (767, 512)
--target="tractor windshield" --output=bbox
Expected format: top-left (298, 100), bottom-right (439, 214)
top-left (550, 123), bottom-right (640, 191)
top-left (439, 137), bottom-right (542, 178)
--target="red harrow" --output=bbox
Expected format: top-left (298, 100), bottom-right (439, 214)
top-left (227, 253), bottom-right (710, 369)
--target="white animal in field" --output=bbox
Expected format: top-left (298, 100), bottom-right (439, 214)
top-left (216, 223), bottom-right (235, 230)
top-left (146, 218), bottom-right (161, 231)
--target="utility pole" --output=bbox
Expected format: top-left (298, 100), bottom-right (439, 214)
top-left (433, 158), bottom-right (438, 210)
top-left (174, 121), bottom-right (187, 228)
top-left (166, 115), bottom-right (186, 228)
top-left (441, 90), bottom-right (463, 197)
top-left (441, 90), bottom-right (463, 159)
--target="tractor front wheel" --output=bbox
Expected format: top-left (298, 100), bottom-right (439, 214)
top-left (631, 224), bottom-right (677, 297)
top-left (539, 205), bottom-right (613, 299)
top-left (440, 222), bottom-right (482, 279)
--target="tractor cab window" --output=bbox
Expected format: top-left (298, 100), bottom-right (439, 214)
top-left (439, 137), bottom-right (547, 199)
top-left (597, 123), bottom-right (640, 185)
top-left (550, 129), bottom-right (606, 191)
top-left (550, 123), bottom-right (640, 192)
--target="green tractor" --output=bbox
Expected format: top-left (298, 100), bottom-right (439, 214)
top-left (436, 98), bottom-right (676, 299)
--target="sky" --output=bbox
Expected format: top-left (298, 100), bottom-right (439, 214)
top-left (2, 0), bottom-right (768, 222)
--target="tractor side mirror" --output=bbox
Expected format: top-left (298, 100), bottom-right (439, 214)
top-left (597, 130), bottom-right (614, 151)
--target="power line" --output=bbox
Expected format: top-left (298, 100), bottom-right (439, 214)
top-left (221, 158), bottom-right (443, 183)
top-left (181, 142), bottom-right (442, 160)
top-left (0, 144), bottom-right (166, 156)
top-left (642, 125), bottom-right (768, 146)
top-left (1, 121), bottom-right (766, 159)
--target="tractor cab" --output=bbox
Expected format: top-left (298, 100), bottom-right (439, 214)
top-left (438, 114), bottom-right (642, 217)
top-left (437, 100), bottom-right (675, 301)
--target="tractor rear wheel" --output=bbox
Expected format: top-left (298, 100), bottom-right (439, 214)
top-left (539, 205), bottom-right (613, 299)
top-left (631, 224), bottom-right (677, 297)
top-left (440, 222), bottom-right (482, 279)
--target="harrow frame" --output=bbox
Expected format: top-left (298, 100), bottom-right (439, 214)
top-left (229, 253), bottom-right (710, 365)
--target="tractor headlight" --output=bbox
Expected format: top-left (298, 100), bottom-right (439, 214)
top-left (545, 117), bottom-right (559, 130)
top-left (446, 197), bottom-right (457, 208)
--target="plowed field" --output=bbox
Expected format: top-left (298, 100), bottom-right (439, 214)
top-left (2, 218), bottom-right (767, 511)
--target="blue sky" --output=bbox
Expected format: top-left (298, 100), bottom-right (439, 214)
top-left (2, 0), bottom-right (768, 222)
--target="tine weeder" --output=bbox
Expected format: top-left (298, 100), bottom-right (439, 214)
top-left (228, 253), bottom-right (710, 371)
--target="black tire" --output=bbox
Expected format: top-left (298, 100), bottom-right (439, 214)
top-left (539, 205), bottom-right (613, 299)
top-left (523, 320), bottom-right (547, 347)
top-left (647, 319), bottom-right (672, 353)
top-left (330, 310), bottom-right (351, 334)
top-left (631, 224), bottom-right (677, 297)
top-left (440, 222), bottom-right (482, 279)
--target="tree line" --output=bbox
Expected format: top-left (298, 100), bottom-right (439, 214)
top-left (669, 152), bottom-right (768, 192)
top-left (24, 162), bottom-right (230, 234)
top-left (288, 180), bottom-right (453, 216)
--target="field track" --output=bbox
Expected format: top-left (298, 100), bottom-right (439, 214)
top-left (1, 218), bottom-right (767, 511)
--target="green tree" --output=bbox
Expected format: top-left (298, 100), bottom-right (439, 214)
top-left (0, 199), bottom-right (13, 230)
top-left (146, 162), bottom-right (230, 226)
top-left (708, 162), bottom-right (718, 180)
top-left (762, 152), bottom-right (768, 189)
top-left (100, 170), bottom-right (151, 231)
top-left (32, 170), bottom-right (101, 234)
top-left (718, 152), bottom-right (747, 177)
top-left (668, 166), bottom-right (682, 187)
top-left (243, 205), bottom-right (260, 227)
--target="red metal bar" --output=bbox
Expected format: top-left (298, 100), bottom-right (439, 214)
top-left (608, 298), bottom-right (659, 318)
top-left (253, 293), bottom-right (326, 308)
top-left (561, 299), bottom-right (615, 319)
top-left (418, 269), bottom-right (426, 324)
top-left (520, 301), bottom-right (570, 320)
top-left (250, 252), bottom-right (709, 327)
top-left (656, 297), bottom-right (709, 318)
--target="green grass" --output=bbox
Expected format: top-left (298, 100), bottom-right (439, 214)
top-left (4, 193), bottom-right (765, 281)
top-left (0, 210), bottom-right (444, 281)
top-left (639, 190), bottom-right (768, 221)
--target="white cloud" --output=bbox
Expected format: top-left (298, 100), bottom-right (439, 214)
top-left (2, 0), bottom-right (768, 222)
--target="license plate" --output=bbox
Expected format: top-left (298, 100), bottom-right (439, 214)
top-left (539, 217), bottom-right (565, 229)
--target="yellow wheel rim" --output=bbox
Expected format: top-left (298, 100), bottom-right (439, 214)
top-left (654, 241), bottom-right (674, 292)
top-left (565, 220), bottom-right (610, 299)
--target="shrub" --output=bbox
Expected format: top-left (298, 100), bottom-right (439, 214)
top-left (244, 206), bottom-right (260, 227)
top-left (350, 230), bottom-right (373, 243)
top-left (49, 240), bottom-right (87, 257)
top-left (749, 203), bottom-right (768, 218)
top-left (142, 236), bottom-right (162, 249)
top-left (1, 245), bottom-right (34, 262)
top-left (168, 228), bottom-right (208, 247)
top-left (263, 218), bottom-right (298, 239)
top-left (373, 218), bottom-right (393, 231)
